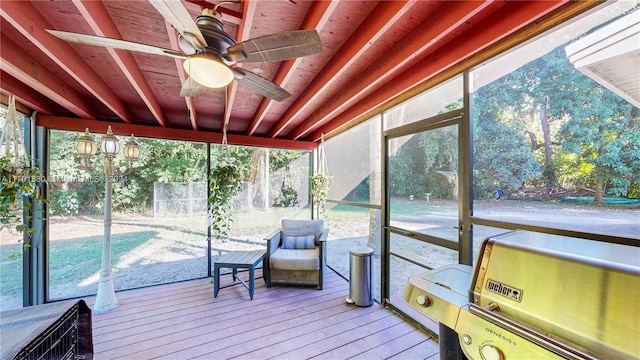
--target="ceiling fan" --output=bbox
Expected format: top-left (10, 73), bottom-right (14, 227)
top-left (46, 0), bottom-right (322, 102)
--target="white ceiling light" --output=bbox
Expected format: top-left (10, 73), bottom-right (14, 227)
top-left (183, 54), bottom-right (234, 88)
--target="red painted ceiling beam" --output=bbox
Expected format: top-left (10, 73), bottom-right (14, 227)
top-left (308, 0), bottom-right (567, 142)
top-left (73, 0), bottom-right (167, 127)
top-left (268, 0), bottom-right (416, 139)
top-left (36, 114), bottom-right (317, 151)
top-left (0, 34), bottom-right (98, 119)
top-left (244, 0), bottom-right (338, 136)
top-left (0, 71), bottom-right (59, 115)
top-left (0, 1), bottom-right (132, 122)
top-left (293, 0), bottom-right (494, 141)
top-left (223, 0), bottom-right (256, 133)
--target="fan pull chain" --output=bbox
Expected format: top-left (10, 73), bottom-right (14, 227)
top-left (222, 85), bottom-right (230, 158)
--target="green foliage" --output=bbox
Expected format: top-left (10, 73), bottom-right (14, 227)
top-left (48, 130), bottom-right (103, 214)
top-left (209, 161), bottom-right (242, 240)
top-left (555, 151), bottom-right (594, 189)
top-left (142, 140), bottom-right (207, 183)
top-left (389, 136), bottom-right (427, 197)
top-left (540, 159), bottom-right (561, 188)
top-left (49, 132), bottom-right (209, 215)
top-left (49, 188), bottom-right (79, 216)
top-left (549, 47), bottom-right (640, 201)
top-left (271, 151), bottom-right (306, 207)
top-left (471, 43), bottom-right (640, 202)
top-left (311, 173), bottom-right (332, 212)
top-left (121, 139), bottom-right (207, 211)
top-left (0, 154), bottom-right (48, 245)
top-left (47, 134), bottom-right (314, 221)
top-left (269, 149), bottom-right (304, 174)
top-left (628, 182), bottom-right (639, 199)
top-left (472, 111), bottom-right (541, 199)
top-left (420, 126), bottom-right (459, 199)
top-left (274, 186), bottom-right (299, 207)
top-left (273, 162), bottom-right (301, 208)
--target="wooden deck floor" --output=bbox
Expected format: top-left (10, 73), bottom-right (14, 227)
top-left (83, 269), bottom-right (439, 360)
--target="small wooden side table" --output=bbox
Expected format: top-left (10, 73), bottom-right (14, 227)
top-left (213, 250), bottom-right (265, 300)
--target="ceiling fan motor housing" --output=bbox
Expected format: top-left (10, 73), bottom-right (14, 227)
top-left (177, 11), bottom-right (236, 60)
top-left (198, 13), bottom-right (237, 60)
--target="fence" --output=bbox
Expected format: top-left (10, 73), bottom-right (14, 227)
top-left (153, 182), bottom-right (207, 218)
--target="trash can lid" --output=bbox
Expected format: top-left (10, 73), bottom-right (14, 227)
top-left (350, 246), bottom-right (374, 256)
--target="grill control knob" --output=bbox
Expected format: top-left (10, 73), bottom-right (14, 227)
top-left (416, 295), bottom-right (431, 307)
top-left (480, 344), bottom-right (504, 360)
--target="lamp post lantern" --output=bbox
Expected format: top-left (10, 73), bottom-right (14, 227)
top-left (77, 126), bottom-right (139, 313)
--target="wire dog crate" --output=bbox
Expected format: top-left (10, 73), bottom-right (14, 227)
top-left (1, 300), bottom-right (93, 360)
top-left (12, 303), bottom-right (80, 360)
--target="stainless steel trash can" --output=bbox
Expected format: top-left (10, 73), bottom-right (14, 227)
top-left (346, 246), bottom-right (374, 307)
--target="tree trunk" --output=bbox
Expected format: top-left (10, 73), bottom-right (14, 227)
top-left (540, 101), bottom-right (553, 165)
top-left (594, 146), bottom-right (606, 205)
top-left (594, 177), bottom-right (604, 204)
top-left (248, 148), bottom-right (268, 209)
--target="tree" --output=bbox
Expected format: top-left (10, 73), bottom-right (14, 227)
top-left (527, 46), bottom-right (640, 202)
top-left (419, 125), bottom-right (459, 199)
top-left (472, 105), bottom-right (541, 199)
top-left (557, 83), bottom-right (640, 202)
top-left (473, 44), bottom-right (640, 203)
top-left (388, 135), bottom-right (427, 198)
top-left (477, 49), bottom-right (566, 188)
top-left (48, 133), bottom-right (210, 215)
top-left (473, 80), bottom-right (541, 199)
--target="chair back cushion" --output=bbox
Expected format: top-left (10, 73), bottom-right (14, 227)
top-left (281, 219), bottom-right (324, 237)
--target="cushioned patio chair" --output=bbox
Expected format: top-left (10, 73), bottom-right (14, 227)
top-left (264, 219), bottom-right (329, 290)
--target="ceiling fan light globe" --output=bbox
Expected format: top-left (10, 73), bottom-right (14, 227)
top-left (183, 55), bottom-right (233, 88)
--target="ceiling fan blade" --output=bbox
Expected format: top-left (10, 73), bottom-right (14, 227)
top-left (180, 77), bottom-right (207, 97)
top-left (233, 68), bottom-right (291, 102)
top-left (46, 29), bottom-right (187, 59)
top-left (225, 30), bottom-right (322, 63)
top-left (148, 0), bottom-right (207, 51)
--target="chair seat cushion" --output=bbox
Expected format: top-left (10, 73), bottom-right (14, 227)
top-left (269, 248), bottom-right (320, 271)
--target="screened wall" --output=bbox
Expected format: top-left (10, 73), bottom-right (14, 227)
top-left (322, 116), bottom-right (382, 300)
top-left (320, 1), bottom-right (639, 324)
top-left (45, 132), bottom-right (211, 301)
top-left (3, 126), bottom-right (312, 308)
top-left (469, 1), bottom-right (640, 251)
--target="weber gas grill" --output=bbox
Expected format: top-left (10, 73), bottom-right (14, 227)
top-left (404, 230), bottom-right (639, 360)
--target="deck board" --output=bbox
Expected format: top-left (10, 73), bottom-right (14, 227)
top-left (83, 269), bottom-right (438, 359)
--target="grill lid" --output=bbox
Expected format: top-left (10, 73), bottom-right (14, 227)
top-left (470, 231), bottom-right (640, 359)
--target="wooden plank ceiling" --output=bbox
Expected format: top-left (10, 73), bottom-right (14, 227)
top-left (0, 0), bottom-right (580, 149)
